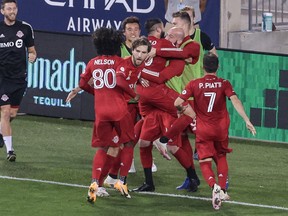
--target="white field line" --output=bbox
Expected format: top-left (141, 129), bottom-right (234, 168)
top-left (0, 175), bottom-right (288, 211)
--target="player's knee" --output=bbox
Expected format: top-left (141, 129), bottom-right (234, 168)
top-left (167, 145), bottom-right (178, 154)
top-left (107, 147), bottom-right (120, 157)
top-left (1, 108), bottom-right (11, 121)
top-left (138, 139), bottom-right (150, 147)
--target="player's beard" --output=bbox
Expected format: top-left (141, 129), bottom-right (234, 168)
top-left (5, 13), bottom-right (16, 23)
top-left (132, 55), bottom-right (142, 66)
top-left (160, 31), bottom-right (165, 38)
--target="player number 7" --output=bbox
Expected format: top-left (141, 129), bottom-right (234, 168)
top-left (204, 92), bottom-right (216, 112)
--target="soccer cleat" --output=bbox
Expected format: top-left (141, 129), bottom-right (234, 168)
top-left (193, 151), bottom-right (199, 161)
top-left (103, 175), bottom-right (118, 188)
top-left (220, 190), bottom-right (230, 201)
top-left (132, 182), bottom-right (155, 192)
top-left (7, 151), bottom-right (16, 162)
top-left (177, 174), bottom-right (200, 190)
top-left (152, 162), bottom-right (157, 173)
top-left (176, 177), bottom-right (190, 190)
top-left (159, 136), bottom-right (169, 143)
top-left (212, 184), bottom-right (222, 210)
top-left (187, 178), bottom-right (198, 192)
top-left (0, 133), bottom-right (4, 148)
top-left (128, 159), bottom-right (136, 173)
top-left (153, 139), bottom-right (171, 160)
top-left (87, 182), bottom-right (98, 203)
top-left (114, 180), bottom-right (131, 198)
top-left (96, 187), bottom-right (110, 197)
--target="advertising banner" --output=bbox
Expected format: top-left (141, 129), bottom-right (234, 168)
top-left (16, 0), bottom-right (165, 35)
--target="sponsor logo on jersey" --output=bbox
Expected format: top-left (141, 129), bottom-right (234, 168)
top-left (112, 135), bottom-right (119, 143)
top-left (1, 94), bottom-right (9, 102)
top-left (16, 30), bottom-right (24, 38)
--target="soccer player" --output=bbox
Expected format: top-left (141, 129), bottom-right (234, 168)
top-left (174, 52), bottom-right (256, 210)
top-left (68, 28), bottom-right (151, 202)
top-left (133, 19), bottom-right (186, 192)
top-left (133, 18), bottom-right (201, 192)
top-left (0, 0), bottom-right (37, 161)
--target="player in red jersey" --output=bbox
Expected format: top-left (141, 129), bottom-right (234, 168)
top-left (66, 28), bottom-right (151, 202)
top-left (132, 18), bottom-right (201, 192)
top-left (174, 52), bottom-right (256, 210)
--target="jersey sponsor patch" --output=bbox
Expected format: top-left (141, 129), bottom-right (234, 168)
top-left (16, 30), bottom-right (24, 38)
top-left (1, 94), bottom-right (9, 102)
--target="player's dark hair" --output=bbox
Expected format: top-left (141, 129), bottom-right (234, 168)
top-left (131, 36), bottom-right (152, 53)
top-left (92, 27), bottom-right (122, 55)
top-left (180, 6), bottom-right (195, 18)
top-left (172, 11), bottom-right (191, 27)
top-left (121, 16), bottom-right (140, 31)
top-left (1, 0), bottom-right (17, 9)
top-left (203, 52), bottom-right (219, 73)
top-left (144, 18), bottom-right (163, 35)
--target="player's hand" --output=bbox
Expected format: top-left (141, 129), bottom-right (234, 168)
top-left (88, 77), bottom-right (94, 87)
top-left (185, 57), bottom-right (193, 64)
top-left (145, 47), bottom-right (156, 62)
top-left (246, 121), bottom-right (256, 136)
top-left (28, 53), bottom-right (37, 63)
top-left (66, 87), bottom-right (81, 103)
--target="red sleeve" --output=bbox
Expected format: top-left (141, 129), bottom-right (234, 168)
top-left (179, 81), bottom-right (194, 101)
top-left (141, 59), bottom-right (185, 84)
top-left (116, 73), bottom-right (136, 98)
top-left (160, 59), bottom-right (185, 80)
top-left (78, 62), bottom-right (94, 95)
top-left (156, 40), bottom-right (200, 64)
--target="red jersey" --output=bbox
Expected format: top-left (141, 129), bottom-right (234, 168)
top-left (179, 74), bottom-right (236, 141)
top-left (80, 55), bottom-right (127, 121)
top-left (140, 36), bottom-right (185, 85)
top-left (116, 56), bottom-right (143, 101)
top-left (136, 36), bottom-right (185, 117)
top-left (156, 36), bottom-right (200, 64)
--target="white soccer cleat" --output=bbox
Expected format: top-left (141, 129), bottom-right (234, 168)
top-left (128, 158), bottom-right (136, 173)
top-left (212, 184), bottom-right (222, 210)
top-left (153, 139), bottom-right (171, 160)
top-left (96, 187), bottom-right (110, 197)
top-left (220, 190), bottom-right (230, 201)
top-left (103, 175), bottom-right (118, 188)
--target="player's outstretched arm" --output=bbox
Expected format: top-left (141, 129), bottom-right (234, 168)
top-left (230, 95), bottom-right (256, 136)
top-left (66, 86), bottom-right (82, 103)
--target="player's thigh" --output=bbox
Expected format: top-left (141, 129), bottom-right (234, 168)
top-left (140, 113), bottom-right (161, 141)
top-left (195, 138), bottom-right (216, 160)
top-left (117, 112), bottom-right (136, 144)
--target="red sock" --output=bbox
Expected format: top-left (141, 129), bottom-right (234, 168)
top-left (109, 149), bottom-right (122, 176)
top-left (199, 161), bottom-right (216, 188)
top-left (173, 148), bottom-right (191, 169)
top-left (165, 115), bottom-right (193, 140)
top-left (181, 134), bottom-right (195, 169)
top-left (216, 155), bottom-right (228, 190)
top-left (140, 144), bottom-right (153, 168)
top-left (99, 155), bottom-right (115, 186)
top-left (91, 149), bottom-right (107, 181)
top-left (119, 146), bottom-right (134, 177)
